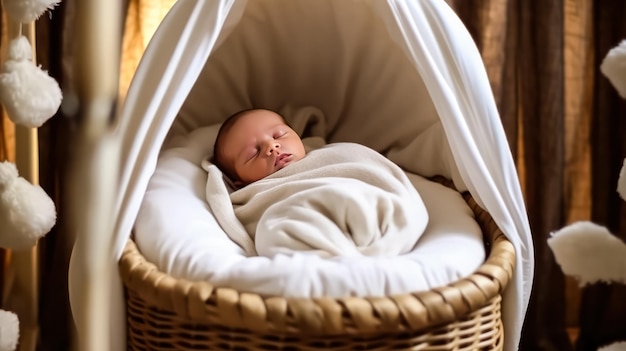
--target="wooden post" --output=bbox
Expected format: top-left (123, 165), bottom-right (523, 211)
top-left (10, 127), bottom-right (39, 351)
top-left (67, 1), bottom-right (121, 351)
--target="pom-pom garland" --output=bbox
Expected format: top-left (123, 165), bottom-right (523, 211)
top-left (2, 0), bottom-right (61, 24)
top-left (0, 36), bottom-right (62, 128)
top-left (0, 161), bottom-right (57, 250)
top-left (0, 310), bottom-right (19, 351)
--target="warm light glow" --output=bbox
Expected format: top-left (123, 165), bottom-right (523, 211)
top-left (119, 0), bottom-right (177, 99)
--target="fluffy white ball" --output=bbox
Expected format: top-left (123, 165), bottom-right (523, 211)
top-left (0, 161), bottom-right (56, 250)
top-left (548, 221), bottom-right (626, 286)
top-left (601, 39), bottom-right (626, 99)
top-left (619, 158), bottom-right (626, 201)
top-left (599, 342), bottom-right (626, 351)
top-left (0, 309), bottom-right (19, 351)
top-left (0, 36), bottom-right (62, 128)
top-left (2, 0), bottom-right (61, 23)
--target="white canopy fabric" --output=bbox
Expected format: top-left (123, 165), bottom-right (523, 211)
top-left (68, 1), bottom-right (533, 350)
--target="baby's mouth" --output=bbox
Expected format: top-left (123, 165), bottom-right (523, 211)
top-left (275, 153), bottom-right (291, 168)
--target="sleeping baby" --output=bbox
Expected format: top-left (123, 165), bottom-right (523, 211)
top-left (212, 108), bottom-right (308, 188)
top-left (206, 108), bottom-right (429, 258)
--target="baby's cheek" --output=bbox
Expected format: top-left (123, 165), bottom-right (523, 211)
top-left (255, 163), bottom-right (274, 180)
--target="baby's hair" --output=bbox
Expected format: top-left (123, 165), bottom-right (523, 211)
top-left (213, 108), bottom-right (286, 181)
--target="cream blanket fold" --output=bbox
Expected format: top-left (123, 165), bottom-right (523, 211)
top-left (205, 142), bottom-right (429, 258)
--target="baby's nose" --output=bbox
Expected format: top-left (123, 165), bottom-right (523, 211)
top-left (265, 141), bottom-right (281, 155)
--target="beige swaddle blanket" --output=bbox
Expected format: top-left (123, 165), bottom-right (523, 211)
top-left (205, 142), bottom-right (429, 258)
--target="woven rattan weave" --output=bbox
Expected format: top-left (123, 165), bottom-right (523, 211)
top-left (120, 187), bottom-right (515, 350)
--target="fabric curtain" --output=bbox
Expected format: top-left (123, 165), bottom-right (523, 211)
top-left (514, 2), bottom-right (570, 349)
top-left (449, 0), bottom-right (626, 350)
top-left (563, 0), bottom-right (594, 346)
top-left (455, 1), bottom-right (571, 350)
top-left (35, 2), bottom-right (77, 349)
top-left (119, 0), bottom-right (176, 98)
top-left (578, 2), bottom-right (626, 350)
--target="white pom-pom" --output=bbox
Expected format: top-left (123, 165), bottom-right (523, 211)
top-left (0, 36), bottom-right (62, 128)
top-left (599, 342), bottom-right (626, 351)
top-left (5, 36), bottom-right (32, 61)
top-left (0, 161), bottom-right (56, 250)
top-left (0, 162), bottom-right (19, 188)
top-left (619, 158), bottom-right (626, 201)
top-left (548, 221), bottom-right (626, 286)
top-left (2, 0), bottom-right (61, 23)
top-left (601, 39), bottom-right (626, 99)
top-left (0, 309), bottom-right (19, 351)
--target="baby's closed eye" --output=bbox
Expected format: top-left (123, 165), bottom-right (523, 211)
top-left (274, 131), bottom-right (287, 139)
top-left (245, 147), bottom-right (260, 162)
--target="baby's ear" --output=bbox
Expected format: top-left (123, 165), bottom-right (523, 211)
top-left (222, 173), bottom-right (243, 190)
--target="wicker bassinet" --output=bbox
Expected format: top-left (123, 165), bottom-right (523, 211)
top-left (65, 1), bottom-right (532, 350)
top-left (119, 184), bottom-right (515, 351)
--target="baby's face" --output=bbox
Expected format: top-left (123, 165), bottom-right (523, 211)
top-left (221, 110), bottom-right (306, 185)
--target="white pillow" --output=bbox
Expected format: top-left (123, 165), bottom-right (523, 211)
top-left (134, 124), bottom-right (485, 298)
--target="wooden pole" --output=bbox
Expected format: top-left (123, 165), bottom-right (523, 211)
top-left (68, 1), bottom-right (121, 351)
top-left (9, 127), bottom-right (39, 351)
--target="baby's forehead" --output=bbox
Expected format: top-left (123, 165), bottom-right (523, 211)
top-left (223, 120), bottom-right (283, 146)
top-left (232, 115), bottom-right (287, 134)
top-left (240, 110), bottom-right (285, 124)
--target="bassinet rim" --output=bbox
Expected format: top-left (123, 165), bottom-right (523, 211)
top-left (119, 179), bottom-right (515, 345)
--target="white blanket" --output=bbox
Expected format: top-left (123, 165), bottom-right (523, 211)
top-left (135, 124), bottom-right (485, 302)
top-left (205, 142), bottom-right (429, 258)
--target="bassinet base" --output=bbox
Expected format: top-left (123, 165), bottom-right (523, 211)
top-left (120, 182), bottom-right (515, 351)
top-left (126, 289), bottom-right (502, 350)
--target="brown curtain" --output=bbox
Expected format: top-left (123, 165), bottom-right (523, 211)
top-left (449, 0), bottom-right (626, 350)
top-left (578, 2), bottom-right (626, 350)
top-left (450, 2), bottom-right (569, 348)
top-left (120, 0), bottom-right (177, 98)
top-left (513, 2), bottom-right (570, 350)
top-left (35, 1), bottom-right (77, 349)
